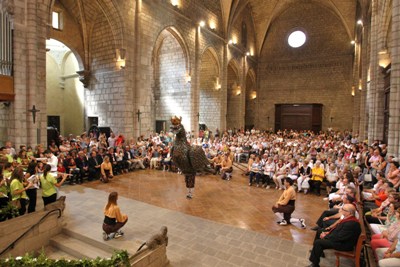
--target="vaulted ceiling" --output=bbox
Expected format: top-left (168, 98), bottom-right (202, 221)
top-left (52, 0), bottom-right (371, 57)
top-left (221, 0), bottom-right (371, 54)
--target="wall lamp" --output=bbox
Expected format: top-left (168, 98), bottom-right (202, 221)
top-left (116, 48), bottom-right (126, 69)
top-left (185, 73), bottom-right (191, 83)
top-left (357, 20), bottom-right (363, 26)
top-left (199, 21), bottom-right (205, 27)
top-left (170, 0), bottom-right (179, 7)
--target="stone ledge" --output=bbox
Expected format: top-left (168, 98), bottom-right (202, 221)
top-left (0, 197), bottom-right (65, 258)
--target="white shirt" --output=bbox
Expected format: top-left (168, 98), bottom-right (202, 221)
top-left (47, 154), bottom-right (58, 172)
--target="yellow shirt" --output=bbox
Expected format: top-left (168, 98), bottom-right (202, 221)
top-left (104, 204), bottom-right (127, 223)
top-left (40, 173), bottom-right (57, 197)
top-left (277, 186), bottom-right (296, 206)
top-left (312, 167), bottom-right (325, 182)
top-left (10, 179), bottom-right (27, 200)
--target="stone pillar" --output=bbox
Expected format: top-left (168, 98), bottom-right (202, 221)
top-left (367, 0), bottom-right (385, 143)
top-left (191, 26), bottom-right (200, 136)
top-left (240, 56), bottom-right (246, 129)
top-left (359, 23), bottom-right (370, 141)
top-left (352, 41), bottom-right (361, 133)
top-left (388, 0), bottom-right (400, 156)
top-left (134, 0), bottom-right (142, 138)
top-left (10, 0), bottom-right (48, 148)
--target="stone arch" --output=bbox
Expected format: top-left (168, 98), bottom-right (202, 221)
top-left (152, 26), bottom-right (190, 76)
top-left (200, 46), bottom-right (220, 76)
top-left (46, 39), bottom-right (84, 135)
top-left (151, 26), bottom-right (192, 131)
top-left (199, 47), bottom-right (221, 132)
top-left (378, 0), bottom-right (392, 51)
top-left (46, 0), bottom-right (125, 66)
top-left (52, 39), bottom-right (85, 71)
top-left (95, 0), bottom-right (125, 49)
top-left (227, 59), bottom-right (240, 83)
top-left (261, 0), bottom-right (354, 52)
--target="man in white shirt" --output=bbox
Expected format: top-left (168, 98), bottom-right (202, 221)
top-left (45, 150), bottom-right (58, 172)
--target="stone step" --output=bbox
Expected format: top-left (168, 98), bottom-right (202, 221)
top-left (44, 245), bottom-right (78, 260)
top-left (50, 233), bottom-right (112, 259)
top-left (61, 227), bottom-right (143, 256)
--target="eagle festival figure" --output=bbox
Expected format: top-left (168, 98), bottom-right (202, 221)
top-left (170, 116), bottom-right (214, 199)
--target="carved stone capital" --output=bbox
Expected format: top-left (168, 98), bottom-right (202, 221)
top-left (76, 70), bottom-right (91, 88)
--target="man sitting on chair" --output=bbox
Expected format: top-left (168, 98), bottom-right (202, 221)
top-left (307, 204), bottom-right (361, 267)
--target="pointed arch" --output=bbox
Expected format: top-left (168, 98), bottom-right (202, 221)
top-left (227, 59), bottom-right (240, 80)
top-left (379, 0), bottom-right (392, 51)
top-left (246, 68), bottom-right (256, 85)
top-left (152, 26), bottom-right (190, 76)
top-left (200, 46), bottom-right (220, 76)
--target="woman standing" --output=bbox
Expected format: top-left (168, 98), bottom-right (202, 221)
top-left (10, 167), bottom-right (33, 215)
top-left (40, 164), bottom-right (68, 206)
top-left (0, 166), bottom-right (9, 209)
top-left (103, 191), bottom-right (128, 240)
top-left (24, 161), bottom-right (39, 213)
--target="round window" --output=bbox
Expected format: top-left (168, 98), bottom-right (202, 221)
top-left (288, 30), bottom-right (306, 48)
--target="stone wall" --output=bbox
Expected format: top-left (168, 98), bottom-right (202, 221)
top-left (199, 49), bottom-right (221, 132)
top-left (155, 32), bottom-right (190, 131)
top-left (86, 14), bottom-right (128, 134)
top-left (0, 198), bottom-right (65, 258)
top-left (257, 1), bottom-right (355, 131)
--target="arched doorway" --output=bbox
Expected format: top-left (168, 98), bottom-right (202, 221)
top-left (46, 39), bottom-right (85, 137)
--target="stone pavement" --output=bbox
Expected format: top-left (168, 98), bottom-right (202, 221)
top-left (61, 186), bottom-right (353, 267)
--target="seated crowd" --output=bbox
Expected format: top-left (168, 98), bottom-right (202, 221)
top-left (1, 128), bottom-right (400, 266)
top-left (193, 128), bottom-right (399, 266)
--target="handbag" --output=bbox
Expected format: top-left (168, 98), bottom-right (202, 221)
top-left (364, 173), bottom-right (372, 182)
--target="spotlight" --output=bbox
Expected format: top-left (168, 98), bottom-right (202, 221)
top-left (199, 21), bottom-right (205, 27)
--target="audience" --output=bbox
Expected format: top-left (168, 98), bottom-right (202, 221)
top-left (1, 127), bottom-right (400, 265)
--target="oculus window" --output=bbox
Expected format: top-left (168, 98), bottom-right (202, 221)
top-left (288, 30), bottom-right (306, 48)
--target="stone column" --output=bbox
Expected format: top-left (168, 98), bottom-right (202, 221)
top-left (10, 0), bottom-right (48, 148)
top-left (191, 26), bottom-right (200, 136)
top-left (220, 43), bottom-right (228, 131)
top-left (352, 40), bottom-right (361, 133)
top-left (367, 0), bottom-right (385, 143)
top-left (388, 0), bottom-right (400, 156)
top-left (133, 0), bottom-right (142, 138)
top-left (359, 22), bottom-right (370, 141)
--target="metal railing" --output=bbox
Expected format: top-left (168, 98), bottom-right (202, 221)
top-left (0, 208), bottom-right (62, 256)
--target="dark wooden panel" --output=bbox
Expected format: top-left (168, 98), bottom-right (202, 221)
top-left (275, 104), bottom-right (322, 132)
top-left (282, 115), bottom-right (312, 131)
top-left (0, 75), bottom-right (14, 101)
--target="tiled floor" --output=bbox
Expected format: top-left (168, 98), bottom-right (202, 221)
top-left (60, 168), bottom-right (354, 267)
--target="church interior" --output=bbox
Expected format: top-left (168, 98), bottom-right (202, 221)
top-left (0, 0), bottom-right (399, 266)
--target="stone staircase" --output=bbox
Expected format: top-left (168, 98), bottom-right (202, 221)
top-left (45, 228), bottom-right (141, 261)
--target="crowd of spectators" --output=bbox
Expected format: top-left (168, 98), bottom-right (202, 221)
top-left (1, 127), bottom-right (400, 265)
